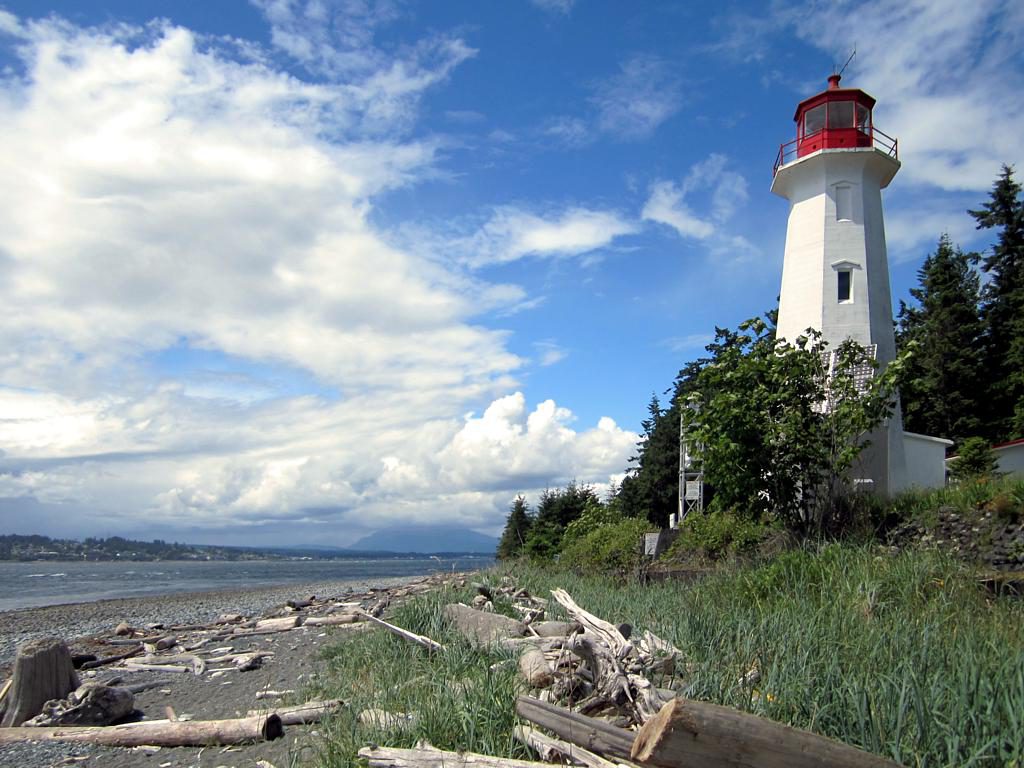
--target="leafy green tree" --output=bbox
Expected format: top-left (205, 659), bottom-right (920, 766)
top-left (495, 495), bottom-right (532, 560)
top-left (617, 393), bottom-right (681, 528)
top-left (948, 437), bottom-right (999, 482)
top-left (969, 165), bottom-right (1024, 440)
top-left (683, 318), bottom-right (901, 536)
top-left (896, 234), bottom-right (984, 444)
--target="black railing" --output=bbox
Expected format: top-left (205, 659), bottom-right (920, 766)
top-left (773, 127), bottom-right (898, 176)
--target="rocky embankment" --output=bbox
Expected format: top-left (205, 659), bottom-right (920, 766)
top-left (888, 505), bottom-right (1024, 570)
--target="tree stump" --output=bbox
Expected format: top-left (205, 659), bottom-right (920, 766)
top-left (0, 637), bottom-right (80, 727)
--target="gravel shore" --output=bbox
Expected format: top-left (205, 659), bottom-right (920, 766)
top-left (0, 575), bottom-right (418, 667)
top-left (0, 573), bottom-right (461, 768)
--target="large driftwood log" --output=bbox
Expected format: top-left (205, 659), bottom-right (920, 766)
top-left (515, 696), bottom-right (635, 762)
top-left (630, 697), bottom-right (899, 768)
top-left (0, 713), bottom-right (284, 746)
top-left (246, 699), bottom-right (344, 725)
top-left (514, 725), bottom-right (627, 768)
top-left (303, 614), bottom-right (360, 627)
top-left (358, 743), bottom-right (554, 767)
top-left (442, 603), bottom-right (525, 645)
top-left (356, 610), bottom-right (445, 653)
top-left (0, 638), bottom-right (80, 727)
top-left (79, 645), bottom-right (143, 671)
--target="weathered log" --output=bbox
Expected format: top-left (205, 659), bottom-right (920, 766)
top-left (24, 683), bottom-right (134, 727)
top-left (140, 653), bottom-right (206, 675)
top-left (514, 725), bottom-right (626, 768)
top-left (286, 598), bottom-right (314, 610)
top-left (0, 638), bottom-right (80, 727)
top-left (247, 699), bottom-right (344, 725)
top-left (514, 696), bottom-right (635, 762)
top-left (356, 610), bottom-right (445, 653)
top-left (254, 689), bottom-right (294, 700)
top-left (358, 743), bottom-right (553, 767)
top-left (121, 663), bottom-right (191, 674)
top-left (357, 708), bottom-right (419, 730)
top-left (518, 648), bottom-right (554, 689)
top-left (79, 645), bottom-right (144, 671)
top-left (442, 603), bottom-right (525, 645)
top-left (630, 697), bottom-right (899, 768)
top-left (532, 620), bottom-right (581, 638)
top-left (303, 614), bottom-right (360, 626)
top-left (255, 616), bottom-right (301, 631)
top-left (0, 713), bottom-right (284, 746)
top-left (551, 590), bottom-right (632, 658)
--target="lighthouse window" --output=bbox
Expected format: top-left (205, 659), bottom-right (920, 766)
top-left (835, 185), bottom-right (853, 221)
top-left (837, 270), bottom-right (852, 302)
top-left (828, 100), bottom-right (854, 128)
top-left (856, 103), bottom-right (871, 132)
top-left (804, 104), bottom-right (826, 136)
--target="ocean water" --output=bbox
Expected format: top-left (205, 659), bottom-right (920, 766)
top-left (0, 556), bottom-right (492, 612)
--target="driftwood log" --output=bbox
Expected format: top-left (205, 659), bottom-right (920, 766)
top-left (513, 725), bottom-right (625, 768)
top-left (0, 638), bottom-right (80, 727)
top-left (357, 610), bottom-right (445, 653)
top-left (630, 697), bottom-right (900, 768)
top-left (247, 699), bottom-right (345, 725)
top-left (358, 744), bottom-right (554, 767)
top-left (515, 696), bottom-right (635, 762)
top-left (442, 603), bottom-right (525, 645)
top-left (304, 614), bottom-right (360, 627)
top-left (0, 713), bottom-right (284, 747)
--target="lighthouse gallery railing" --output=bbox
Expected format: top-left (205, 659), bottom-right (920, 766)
top-left (773, 127), bottom-right (898, 176)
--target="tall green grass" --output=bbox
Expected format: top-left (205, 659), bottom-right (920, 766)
top-left (312, 545), bottom-right (1024, 767)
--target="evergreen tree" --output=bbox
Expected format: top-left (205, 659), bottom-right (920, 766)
top-left (895, 234), bottom-right (984, 444)
top-left (969, 165), bottom-right (1024, 439)
top-left (495, 495), bottom-right (532, 560)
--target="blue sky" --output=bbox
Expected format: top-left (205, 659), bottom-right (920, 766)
top-left (0, 0), bottom-right (1020, 546)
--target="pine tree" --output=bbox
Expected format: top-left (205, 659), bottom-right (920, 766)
top-left (969, 165), bottom-right (1024, 439)
top-left (495, 495), bottom-right (532, 560)
top-left (617, 394), bottom-right (680, 527)
top-left (895, 234), bottom-right (984, 444)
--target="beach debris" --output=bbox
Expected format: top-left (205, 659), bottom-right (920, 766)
top-left (255, 689), bottom-right (294, 700)
top-left (0, 637), bottom-right (80, 727)
top-left (355, 610), bottom-right (445, 654)
top-left (247, 699), bottom-right (344, 725)
top-left (513, 725), bottom-right (621, 768)
top-left (358, 708), bottom-right (418, 730)
top-left (23, 682), bottom-right (134, 727)
top-left (79, 644), bottom-right (144, 671)
top-left (518, 648), bottom-right (554, 689)
top-left (358, 742), bottom-right (553, 767)
top-left (441, 603), bottom-right (525, 645)
top-left (0, 712), bottom-right (285, 747)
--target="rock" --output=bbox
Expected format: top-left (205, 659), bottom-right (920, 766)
top-left (442, 603), bottom-right (525, 645)
top-left (532, 621), bottom-right (582, 638)
top-left (24, 683), bottom-right (134, 727)
top-left (113, 622), bottom-right (132, 637)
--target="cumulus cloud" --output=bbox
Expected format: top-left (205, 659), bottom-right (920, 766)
top-left (0, 13), bottom-right (634, 545)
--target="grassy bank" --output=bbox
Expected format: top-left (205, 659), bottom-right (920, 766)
top-left (309, 544), bottom-right (1024, 767)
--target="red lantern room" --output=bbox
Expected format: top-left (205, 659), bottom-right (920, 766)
top-left (773, 74), bottom-right (898, 175)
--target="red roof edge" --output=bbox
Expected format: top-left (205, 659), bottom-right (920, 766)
top-left (992, 437), bottom-right (1024, 450)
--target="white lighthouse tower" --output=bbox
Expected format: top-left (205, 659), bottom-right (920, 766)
top-left (771, 74), bottom-right (907, 496)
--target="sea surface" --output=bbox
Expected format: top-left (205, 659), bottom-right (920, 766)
top-left (0, 556), bottom-right (493, 612)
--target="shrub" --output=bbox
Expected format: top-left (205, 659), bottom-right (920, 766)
top-left (669, 509), bottom-right (770, 561)
top-left (948, 436), bottom-right (998, 482)
top-left (559, 517), bottom-right (653, 577)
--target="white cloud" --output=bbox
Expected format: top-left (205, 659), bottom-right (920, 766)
top-left (533, 340), bottom-right (567, 366)
top-left (591, 54), bottom-right (682, 140)
top-left (642, 154), bottom-right (755, 260)
top-left (786, 0), bottom-right (1023, 192)
top-left (460, 206), bottom-right (637, 267)
top-left (543, 115), bottom-right (592, 147)
top-left (531, 0), bottom-right (575, 15)
top-left (0, 14), bottom-right (633, 545)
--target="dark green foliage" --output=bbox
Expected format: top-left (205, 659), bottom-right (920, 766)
top-left (670, 509), bottom-right (770, 560)
top-left (948, 436), bottom-right (999, 482)
top-left (969, 165), bottom-right (1024, 440)
top-left (521, 482), bottom-right (599, 560)
top-left (495, 495), bottom-right (531, 560)
top-left (896, 235), bottom-right (984, 444)
top-left (559, 516), bottom-right (653, 577)
top-left (685, 318), bottom-right (900, 535)
top-left (617, 394), bottom-right (682, 527)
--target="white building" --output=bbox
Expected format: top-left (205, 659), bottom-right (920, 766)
top-left (771, 74), bottom-right (949, 494)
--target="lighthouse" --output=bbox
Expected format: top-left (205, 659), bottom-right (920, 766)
top-left (771, 73), bottom-right (908, 496)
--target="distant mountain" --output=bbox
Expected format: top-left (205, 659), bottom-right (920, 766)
top-left (348, 526), bottom-right (498, 554)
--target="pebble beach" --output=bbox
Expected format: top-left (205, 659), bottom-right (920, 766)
top-left (0, 573), bottom-right (456, 768)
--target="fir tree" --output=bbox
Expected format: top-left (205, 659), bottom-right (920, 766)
top-left (896, 234), bottom-right (984, 444)
top-left (969, 165), bottom-right (1024, 439)
top-left (495, 495), bottom-right (532, 560)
